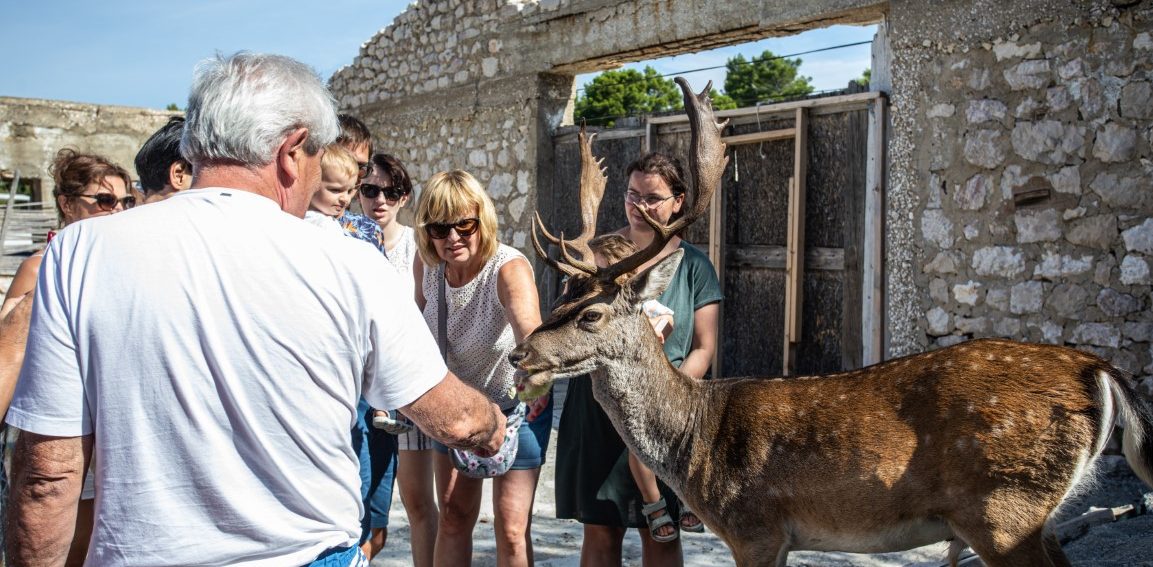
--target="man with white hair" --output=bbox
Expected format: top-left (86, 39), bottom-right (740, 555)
top-left (6, 52), bottom-right (505, 566)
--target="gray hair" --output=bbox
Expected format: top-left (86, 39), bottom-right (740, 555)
top-left (180, 52), bottom-right (339, 167)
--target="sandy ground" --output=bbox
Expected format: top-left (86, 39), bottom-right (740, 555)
top-left (371, 382), bottom-right (1153, 567)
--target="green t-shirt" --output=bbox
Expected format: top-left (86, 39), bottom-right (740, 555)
top-left (658, 241), bottom-right (723, 369)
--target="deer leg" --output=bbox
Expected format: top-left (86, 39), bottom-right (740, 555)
top-left (728, 531), bottom-right (789, 567)
top-left (950, 522), bottom-right (1061, 567)
top-left (1042, 526), bottom-right (1072, 567)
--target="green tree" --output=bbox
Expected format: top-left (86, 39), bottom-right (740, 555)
top-left (709, 88), bottom-right (738, 111)
top-left (723, 50), bottom-right (814, 106)
top-left (574, 66), bottom-right (682, 127)
top-left (854, 68), bottom-right (872, 88)
top-left (166, 103), bottom-right (180, 111)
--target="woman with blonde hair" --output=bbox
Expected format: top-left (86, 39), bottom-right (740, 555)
top-left (413, 170), bottom-right (551, 567)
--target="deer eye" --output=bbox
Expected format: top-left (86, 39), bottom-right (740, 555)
top-left (580, 310), bottom-right (602, 324)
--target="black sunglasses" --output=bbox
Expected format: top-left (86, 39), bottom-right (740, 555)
top-left (424, 217), bottom-right (480, 240)
top-left (76, 193), bottom-right (136, 211)
top-left (356, 162), bottom-right (371, 180)
top-left (358, 183), bottom-right (406, 203)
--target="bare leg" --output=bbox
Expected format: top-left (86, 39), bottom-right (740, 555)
top-left (492, 467), bottom-right (542, 567)
top-left (639, 521), bottom-right (684, 567)
top-left (432, 452), bottom-right (483, 567)
top-left (580, 524), bottom-right (626, 567)
top-left (628, 452), bottom-right (677, 541)
top-left (398, 448), bottom-right (438, 567)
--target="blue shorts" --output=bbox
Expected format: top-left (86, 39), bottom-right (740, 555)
top-left (306, 545), bottom-right (369, 567)
top-left (352, 398), bottom-right (397, 538)
top-left (434, 394), bottom-right (553, 470)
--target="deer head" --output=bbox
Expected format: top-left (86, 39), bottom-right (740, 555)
top-left (511, 78), bottom-right (728, 396)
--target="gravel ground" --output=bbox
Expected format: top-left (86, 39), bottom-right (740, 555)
top-left (371, 383), bottom-right (1153, 566)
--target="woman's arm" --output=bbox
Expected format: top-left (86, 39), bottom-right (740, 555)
top-left (1, 255), bottom-right (42, 320)
top-left (679, 302), bottom-right (720, 380)
top-left (496, 257), bottom-right (541, 344)
top-left (412, 254), bottom-right (426, 310)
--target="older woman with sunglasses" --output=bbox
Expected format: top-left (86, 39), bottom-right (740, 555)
top-left (0, 148), bottom-right (134, 567)
top-left (412, 170), bottom-right (551, 567)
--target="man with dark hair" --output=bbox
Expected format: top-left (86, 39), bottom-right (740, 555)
top-left (337, 113), bottom-right (373, 180)
top-left (134, 116), bottom-right (194, 204)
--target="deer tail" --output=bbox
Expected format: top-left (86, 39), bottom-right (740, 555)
top-left (1104, 368), bottom-right (1153, 488)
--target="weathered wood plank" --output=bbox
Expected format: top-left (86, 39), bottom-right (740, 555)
top-left (727, 245), bottom-right (843, 271)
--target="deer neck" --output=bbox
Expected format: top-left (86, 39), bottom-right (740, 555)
top-left (590, 316), bottom-right (705, 482)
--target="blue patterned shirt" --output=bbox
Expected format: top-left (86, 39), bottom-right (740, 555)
top-left (337, 211), bottom-right (386, 256)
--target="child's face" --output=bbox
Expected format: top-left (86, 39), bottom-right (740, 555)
top-left (311, 168), bottom-right (356, 217)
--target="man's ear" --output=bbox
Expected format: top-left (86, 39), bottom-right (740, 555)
top-left (276, 128), bottom-right (310, 187)
top-left (625, 249), bottom-right (683, 303)
top-left (169, 161), bottom-right (193, 191)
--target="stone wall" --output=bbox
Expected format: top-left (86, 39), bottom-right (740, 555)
top-left (886, 0), bottom-right (1153, 389)
top-left (329, 0), bottom-right (884, 251)
top-left (0, 97), bottom-right (177, 199)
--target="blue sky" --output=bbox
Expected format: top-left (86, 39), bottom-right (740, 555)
top-left (0, 0), bottom-right (875, 111)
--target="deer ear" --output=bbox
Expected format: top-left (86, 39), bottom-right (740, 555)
top-left (627, 249), bottom-right (684, 303)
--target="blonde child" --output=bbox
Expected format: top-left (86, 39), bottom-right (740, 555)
top-left (587, 234), bottom-right (682, 543)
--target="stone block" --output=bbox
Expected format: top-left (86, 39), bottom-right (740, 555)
top-left (993, 41), bottom-right (1042, 61)
top-left (1003, 60), bottom-right (1051, 90)
top-left (1011, 120), bottom-right (1085, 165)
top-left (1120, 82), bottom-right (1153, 119)
top-left (1015, 208), bottom-right (1063, 243)
top-left (1098, 288), bottom-right (1141, 317)
top-left (927, 103), bottom-right (955, 118)
top-left (1136, 32), bottom-right (1153, 51)
top-left (924, 251), bottom-right (960, 274)
top-left (1122, 219), bottom-right (1153, 254)
top-left (1034, 251), bottom-right (1094, 279)
top-left (1123, 321), bottom-right (1153, 342)
top-left (966, 99), bottom-right (1007, 124)
top-left (937, 335), bottom-right (968, 347)
top-left (1093, 122), bottom-right (1138, 163)
top-left (1066, 214), bottom-right (1117, 251)
top-left (1069, 322), bottom-right (1121, 348)
top-left (963, 223), bottom-right (980, 240)
top-left (1070, 78), bottom-right (1105, 120)
top-left (1046, 283), bottom-right (1090, 319)
top-left (964, 130), bottom-right (1006, 169)
top-left (1090, 173), bottom-right (1146, 209)
top-left (922, 209), bottom-right (955, 249)
top-left (927, 306), bottom-right (951, 336)
top-left (993, 317), bottom-right (1021, 337)
top-left (1000, 165), bottom-right (1028, 200)
top-left (1046, 86), bottom-right (1072, 112)
top-left (955, 316), bottom-right (988, 334)
top-left (1039, 320), bottom-right (1065, 344)
top-left (1120, 254), bottom-right (1152, 285)
top-left (1049, 165), bottom-right (1081, 194)
top-left (1057, 59), bottom-right (1084, 81)
top-left (487, 171), bottom-right (514, 199)
top-left (987, 287), bottom-right (1010, 311)
top-left (1010, 281), bottom-right (1044, 314)
top-left (953, 281), bottom-right (982, 306)
top-left (956, 174), bottom-right (991, 210)
top-left (930, 278), bottom-right (950, 304)
top-left (973, 246), bottom-right (1026, 278)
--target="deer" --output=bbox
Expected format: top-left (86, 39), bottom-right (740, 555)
top-left (509, 77), bottom-right (1153, 567)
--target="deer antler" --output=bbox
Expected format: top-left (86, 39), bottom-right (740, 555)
top-left (531, 126), bottom-right (606, 276)
top-left (599, 78), bottom-right (729, 281)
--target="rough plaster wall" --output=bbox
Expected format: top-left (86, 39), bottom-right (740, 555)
top-left (887, 0), bottom-right (1153, 389)
top-left (329, 0), bottom-right (885, 256)
top-left (0, 97), bottom-right (177, 198)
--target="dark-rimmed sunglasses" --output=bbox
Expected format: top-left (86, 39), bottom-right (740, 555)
top-left (358, 183), bottom-right (406, 203)
top-left (76, 193), bottom-right (136, 211)
top-left (424, 217), bottom-right (480, 240)
top-left (356, 162), bottom-right (371, 180)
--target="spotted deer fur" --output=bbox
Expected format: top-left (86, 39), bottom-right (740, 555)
top-left (510, 79), bottom-right (1153, 567)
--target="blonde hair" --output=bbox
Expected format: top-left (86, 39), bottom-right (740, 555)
top-left (320, 143), bottom-right (358, 182)
top-left (414, 170), bottom-right (499, 266)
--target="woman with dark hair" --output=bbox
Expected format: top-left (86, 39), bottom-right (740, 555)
top-left (554, 151), bottom-right (722, 567)
top-left (0, 148), bottom-right (134, 567)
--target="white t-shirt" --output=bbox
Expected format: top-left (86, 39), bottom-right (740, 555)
top-left (6, 188), bottom-right (447, 566)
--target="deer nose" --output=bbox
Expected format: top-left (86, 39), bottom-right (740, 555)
top-left (507, 349), bottom-right (527, 368)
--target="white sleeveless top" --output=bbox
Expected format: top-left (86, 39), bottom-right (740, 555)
top-left (421, 244), bottom-right (527, 409)
top-left (385, 226), bottom-right (417, 300)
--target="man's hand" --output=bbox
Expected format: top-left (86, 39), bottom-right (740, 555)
top-left (401, 371), bottom-right (505, 454)
top-left (0, 292), bottom-right (33, 420)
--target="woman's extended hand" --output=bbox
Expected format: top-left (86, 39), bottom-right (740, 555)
top-left (526, 392), bottom-right (550, 423)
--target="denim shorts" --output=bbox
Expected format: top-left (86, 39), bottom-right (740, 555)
top-left (433, 395), bottom-right (553, 470)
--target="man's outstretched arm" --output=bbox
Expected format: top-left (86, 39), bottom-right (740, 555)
top-left (7, 432), bottom-right (91, 567)
top-left (401, 371), bottom-right (505, 456)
